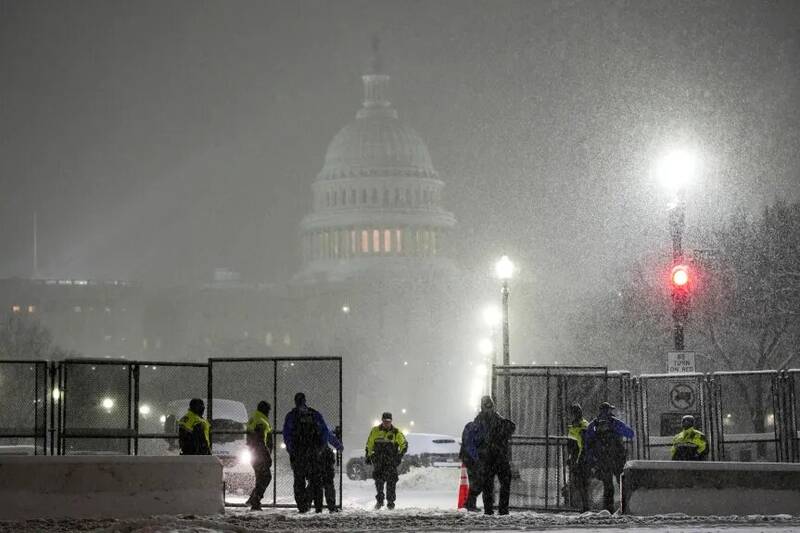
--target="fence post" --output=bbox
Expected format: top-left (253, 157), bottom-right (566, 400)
top-left (207, 360), bottom-right (213, 453)
top-left (133, 364), bottom-right (140, 456)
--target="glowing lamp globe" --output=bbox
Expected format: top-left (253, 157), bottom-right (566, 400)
top-left (495, 255), bottom-right (514, 281)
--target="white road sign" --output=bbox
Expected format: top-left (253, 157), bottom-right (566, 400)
top-left (667, 351), bottom-right (696, 373)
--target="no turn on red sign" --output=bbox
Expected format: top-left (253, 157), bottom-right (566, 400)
top-left (667, 351), bottom-right (696, 374)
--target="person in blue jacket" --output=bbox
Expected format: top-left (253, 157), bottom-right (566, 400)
top-left (459, 420), bottom-right (482, 511)
top-left (283, 392), bottom-right (343, 513)
top-left (584, 402), bottom-right (634, 513)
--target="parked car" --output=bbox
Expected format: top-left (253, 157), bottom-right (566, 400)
top-left (346, 432), bottom-right (461, 480)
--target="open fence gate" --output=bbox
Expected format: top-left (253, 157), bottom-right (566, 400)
top-left (208, 357), bottom-right (343, 508)
top-left (492, 365), bottom-right (632, 511)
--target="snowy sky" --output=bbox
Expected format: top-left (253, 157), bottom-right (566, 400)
top-left (1, 0), bottom-right (798, 294)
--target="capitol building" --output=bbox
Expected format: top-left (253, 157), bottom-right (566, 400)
top-left (297, 71), bottom-right (456, 283)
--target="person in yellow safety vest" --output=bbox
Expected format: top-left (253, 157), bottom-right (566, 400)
top-left (365, 412), bottom-right (408, 510)
top-left (565, 403), bottom-right (590, 512)
top-left (178, 398), bottom-right (211, 455)
top-left (245, 401), bottom-right (273, 510)
top-left (671, 415), bottom-right (708, 461)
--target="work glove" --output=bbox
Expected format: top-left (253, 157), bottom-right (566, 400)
top-left (365, 454), bottom-right (373, 465)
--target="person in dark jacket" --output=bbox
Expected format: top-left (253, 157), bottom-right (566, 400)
top-left (365, 412), bottom-right (408, 510)
top-left (473, 396), bottom-right (516, 515)
top-left (584, 402), bottom-right (634, 513)
top-left (459, 420), bottom-right (482, 511)
top-left (178, 398), bottom-right (211, 455)
top-left (565, 403), bottom-right (590, 512)
top-left (321, 425), bottom-right (344, 512)
top-left (245, 400), bottom-right (273, 510)
top-left (283, 392), bottom-right (342, 513)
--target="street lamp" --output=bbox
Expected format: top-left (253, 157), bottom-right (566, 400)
top-left (655, 148), bottom-right (698, 350)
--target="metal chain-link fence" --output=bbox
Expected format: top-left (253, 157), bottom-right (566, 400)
top-left (209, 357), bottom-right (342, 507)
top-left (633, 372), bottom-right (710, 460)
top-left (57, 360), bottom-right (208, 456)
top-left (711, 370), bottom-right (781, 462)
top-left (0, 360), bottom-right (48, 454)
top-left (492, 365), bottom-right (632, 511)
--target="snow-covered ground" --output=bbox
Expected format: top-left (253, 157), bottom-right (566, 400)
top-left (1, 467), bottom-right (799, 532)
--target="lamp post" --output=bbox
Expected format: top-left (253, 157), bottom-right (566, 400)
top-left (494, 256), bottom-right (514, 414)
top-left (655, 149), bottom-right (697, 351)
top-left (480, 304), bottom-right (501, 398)
top-left (495, 256), bottom-right (514, 365)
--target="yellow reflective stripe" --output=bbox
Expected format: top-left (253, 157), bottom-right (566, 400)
top-left (366, 426), bottom-right (405, 455)
top-left (671, 428), bottom-right (707, 457)
top-left (246, 409), bottom-right (272, 445)
top-left (180, 411), bottom-right (210, 448)
top-left (567, 419), bottom-right (588, 455)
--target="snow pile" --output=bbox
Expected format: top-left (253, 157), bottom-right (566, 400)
top-left (396, 466), bottom-right (460, 491)
top-left (2, 509), bottom-right (800, 532)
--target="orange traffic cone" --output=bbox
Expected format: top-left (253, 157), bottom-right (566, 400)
top-left (456, 463), bottom-right (470, 509)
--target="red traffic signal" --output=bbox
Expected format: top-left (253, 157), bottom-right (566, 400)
top-left (671, 264), bottom-right (690, 288)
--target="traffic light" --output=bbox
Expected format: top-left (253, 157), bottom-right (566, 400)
top-left (671, 264), bottom-right (690, 289)
top-left (670, 263), bottom-right (692, 351)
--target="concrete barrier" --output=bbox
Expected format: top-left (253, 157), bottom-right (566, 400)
top-left (622, 460), bottom-right (800, 516)
top-left (0, 455), bottom-right (224, 520)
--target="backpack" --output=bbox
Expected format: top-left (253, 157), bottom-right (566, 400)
top-left (294, 408), bottom-right (322, 450)
top-left (594, 419), bottom-right (626, 474)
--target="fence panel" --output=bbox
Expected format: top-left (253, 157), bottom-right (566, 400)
top-left (135, 362), bottom-right (209, 456)
top-left (788, 370), bottom-right (799, 462)
top-left (59, 360), bottom-right (132, 455)
top-left (635, 373), bottom-right (708, 460)
top-left (209, 357), bottom-right (342, 508)
top-left (711, 371), bottom-right (780, 462)
top-left (493, 365), bottom-right (630, 510)
top-left (0, 361), bottom-right (47, 455)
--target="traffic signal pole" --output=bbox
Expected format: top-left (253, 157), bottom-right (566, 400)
top-left (669, 197), bottom-right (687, 351)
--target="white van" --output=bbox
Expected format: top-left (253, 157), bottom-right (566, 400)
top-left (164, 399), bottom-right (250, 469)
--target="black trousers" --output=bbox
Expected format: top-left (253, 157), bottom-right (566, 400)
top-left (479, 456), bottom-right (511, 514)
top-left (568, 464), bottom-right (589, 512)
top-left (466, 463), bottom-right (482, 509)
top-left (292, 452), bottom-right (323, 512)
top-left (322, 464), bottom-right (337, 510)
top-left (480, 456), bottom-right (512, 514)
top-left (249, 457), bottom-right (272, 504)
top-left (373, 462), bottom-right (399, 504)
top-left (596, 470), bottom-right (618, 513)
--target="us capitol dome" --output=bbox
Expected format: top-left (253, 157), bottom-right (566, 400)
top-left (296, 69), bottom-right (457, 283)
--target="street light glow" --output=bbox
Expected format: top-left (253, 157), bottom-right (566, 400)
top-left (655, 148), bottom-right (698, 193)
top-left (495, 255), bottom-right (515, 280)
top-left (101, 397), bottom-right (115, 411)
top-left (139, 404), bottom-right (151, 416)
top-left (478, 337), bottom-right (494, 356)
top-left (482, 305), bottom-right (502, 328)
